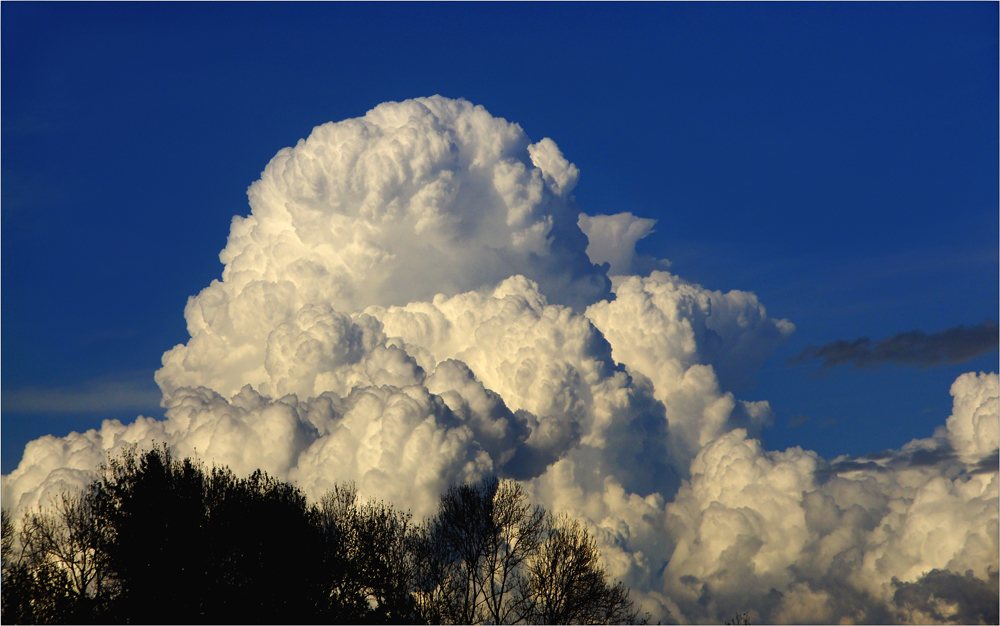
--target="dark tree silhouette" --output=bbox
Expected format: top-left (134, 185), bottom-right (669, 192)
top-left (412, 477), bottom-right (539, 623)
top-left (2, 500), bottom-right (99, 624)
top-left (318, 482), bottom-right (420, 622)
top-left (414, 477), bottom-right (641, 624)
top-left (93, 444), bottom-right (212, 622)
top-left (93, 445), bottom-right (332, 623)
top-left (526, 516), bottom-right (638, 624)
top-left (17, 488), bottom-right (116, 620)
top-left (2, 450), bottom-right (643, 625)
top-left (199, 467), bottom-right (329, 624)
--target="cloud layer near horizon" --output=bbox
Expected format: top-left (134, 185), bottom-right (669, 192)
top-left (3, 97), bottom-right (996, 624)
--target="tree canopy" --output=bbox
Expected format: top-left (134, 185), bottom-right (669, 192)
top-left (2, 445), bottom-right (642, 624)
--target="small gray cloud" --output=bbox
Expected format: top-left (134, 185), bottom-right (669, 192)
top-left (788, 414), bottom-right (811, 427)
top-left (1, 372), bottom-right (163, 414)
top-left (790, 321), bottom-right (999, 370)
top-left (816, 440), bottom-right (962, 479)
top-left (892, 569), bottom-right (999, 625)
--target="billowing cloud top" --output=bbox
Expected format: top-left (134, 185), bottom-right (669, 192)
top-left (3, 97), bottom-right (996, 624)
top-left (157, 97), bottom-right (610, 402)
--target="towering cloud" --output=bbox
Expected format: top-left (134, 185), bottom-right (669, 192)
top-left (156, 97), bottom-right (610, 404)
top-left (3, 97), bottom-right (996, 624)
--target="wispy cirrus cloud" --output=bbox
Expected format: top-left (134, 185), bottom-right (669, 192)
top-left (790, 321), bottom-right (999, 370)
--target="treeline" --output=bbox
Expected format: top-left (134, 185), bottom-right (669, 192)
top-left (1, 446), bottom-right (643, 624)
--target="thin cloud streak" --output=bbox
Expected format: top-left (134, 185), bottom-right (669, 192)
top-left (2, 372), bottom-right (163, 414)
top-left (790, 321), bottom-right (999, 370)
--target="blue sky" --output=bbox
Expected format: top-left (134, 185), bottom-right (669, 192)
top-left (2, 2), bottom-right (997, 473)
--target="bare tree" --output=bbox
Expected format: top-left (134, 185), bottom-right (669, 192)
top-left (415, 477), bottom-right (640, 625)
top-left (524, 515), bottom-right (639, 624)
top-left (2, 507), bottom-right (15, 571)
top-left (19, 487), bottom-right (117, 612)
top-left (318, 482), bottom-right (421, 622)
top-left (416, 477), bottom-right (537, 623)
top-left (1, 489), bottom-right (116, 623)
top-left (481, 480), bottom-right (546, 624)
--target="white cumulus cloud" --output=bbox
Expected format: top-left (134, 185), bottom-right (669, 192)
top-left (3, 96), bottom-right (995, 624)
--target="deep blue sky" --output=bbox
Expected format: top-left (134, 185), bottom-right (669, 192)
top-left (3, 2), bottom-right (997, 473)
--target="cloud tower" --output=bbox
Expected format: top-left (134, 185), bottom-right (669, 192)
top-left (4, 97), bottom-right (996, 623)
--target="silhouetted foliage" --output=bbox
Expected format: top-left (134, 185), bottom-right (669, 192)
top-left (92, 444), bottom-right (332, 623)
top-left (95, 444), bottom-right (210, 622)
top-left (318, 482), bottom-right (420, 622)
top-left (2, 447), bottom-right (642, 624)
